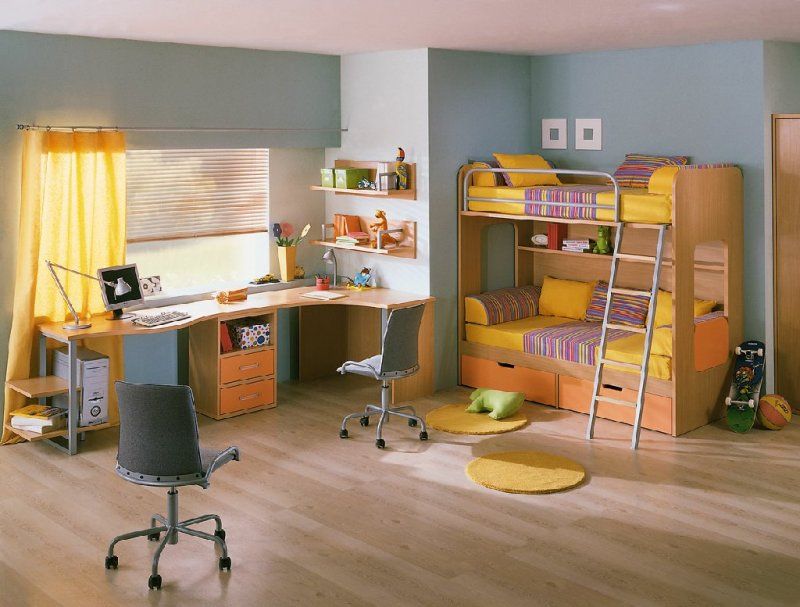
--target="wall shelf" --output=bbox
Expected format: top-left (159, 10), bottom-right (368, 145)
top-left (311, 239), bottom-right (415, 258)
top-left (313, 159), bottom-right (416, 200)
top-left (313, 219), bottom-right (416, 259)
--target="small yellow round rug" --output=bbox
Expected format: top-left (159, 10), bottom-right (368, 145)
top-left (425, 404), bottom-right (528, 435)
top-left (466, 451), bottom-right (585, 494)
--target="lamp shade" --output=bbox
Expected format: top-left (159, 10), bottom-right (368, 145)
top-left (113, 277), bottom-right (132, 297)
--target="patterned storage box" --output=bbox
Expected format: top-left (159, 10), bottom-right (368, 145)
top-left (228, 318), bottom-right (270, 350)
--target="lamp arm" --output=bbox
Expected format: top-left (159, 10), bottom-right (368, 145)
top-left (46, 260), bottom-right (114, 287)
top-left (45, 260), bottom-right (82, 326)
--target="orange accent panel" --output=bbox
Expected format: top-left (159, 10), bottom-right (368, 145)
top-left (219, 377), bottom-right (275, 415)
top-left (558, 375), bottom-right (673, 435)
top-left (694, 317), bottom-right (729, 372)
top-left (220, 349), bottom-right (275, 385)
top-left (460, 355), bottom-right (557, 406)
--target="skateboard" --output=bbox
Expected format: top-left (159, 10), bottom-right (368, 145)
top-left (725, 340), bottom-right (765, 433)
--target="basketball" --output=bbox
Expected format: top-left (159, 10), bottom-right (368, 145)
top-left (756, 394), bottom-right (792, 430)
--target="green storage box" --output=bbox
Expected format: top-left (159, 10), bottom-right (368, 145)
top-left (335, 168), bottom-right (371, 189)
top-left (320, 168), bottom-right (336, 188)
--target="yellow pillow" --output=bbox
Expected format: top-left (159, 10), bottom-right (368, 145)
top-left (471, 162), bottom-right (498, 187)
top-left (492, 153), bottom-right (561, 188)
top-left (651, 326), bottom-right (673, 357)
top-left (648, 166), bottom-right (680, 196)
top-left (539, 276), bottom-right (596, 320)
top-left (654, 289), bottom-right (718, 327)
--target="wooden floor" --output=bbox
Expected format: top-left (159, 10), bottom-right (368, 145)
top-left (2, 375), bottom-right (800, 606)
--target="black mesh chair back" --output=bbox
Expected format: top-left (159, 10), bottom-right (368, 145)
top-left (115, 381), bottom-right (203, 479)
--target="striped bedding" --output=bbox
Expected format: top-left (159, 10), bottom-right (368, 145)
top-left (524, 184), bottom-right (610, 220)
top-left (522, 321), bottom-right (629, 365)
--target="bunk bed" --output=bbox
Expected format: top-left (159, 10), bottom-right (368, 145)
top-left (457, 160), bottom-right (743, 440)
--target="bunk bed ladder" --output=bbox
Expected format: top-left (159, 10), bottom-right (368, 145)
top-left (586, 224), bottom-right (667, 450)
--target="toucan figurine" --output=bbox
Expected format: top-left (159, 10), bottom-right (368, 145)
top-left (395, 147), bottom-right (408, 190)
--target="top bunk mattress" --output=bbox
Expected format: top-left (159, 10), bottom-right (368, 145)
top-left (467, 184), bottom-right (672, 224)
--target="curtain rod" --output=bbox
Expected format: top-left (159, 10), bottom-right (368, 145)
top-left (17, 124), bottom-right (347, 133)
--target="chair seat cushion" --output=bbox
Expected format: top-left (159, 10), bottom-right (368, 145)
top-left (340, 354), bottom-right (382, 378)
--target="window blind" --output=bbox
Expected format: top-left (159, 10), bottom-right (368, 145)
top-left (126, 148), bottom-right (269, 242)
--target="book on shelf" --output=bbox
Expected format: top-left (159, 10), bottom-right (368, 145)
top-left (563, 239), bottom-right (594, 247)
top-left (11, 417), bottom-right (66, 434)
top-left (10, 404), bottom-right (67, 422)
top-left (335, 235), bottom-right (359, 247)
top-left (346, 231), bottom-right (370, 244)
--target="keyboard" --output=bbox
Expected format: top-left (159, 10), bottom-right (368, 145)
top-left (132, 310), bottom-right (191, 327)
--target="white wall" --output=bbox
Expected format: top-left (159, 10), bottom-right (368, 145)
top-left (324, 50), bottom-right (430, 293)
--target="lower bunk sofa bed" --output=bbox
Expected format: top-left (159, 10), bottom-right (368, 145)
top-left (457, 156), bottom-right (744, 438)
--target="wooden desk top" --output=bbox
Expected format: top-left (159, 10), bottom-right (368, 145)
top-left (39, 286), bottom-right (434, 342)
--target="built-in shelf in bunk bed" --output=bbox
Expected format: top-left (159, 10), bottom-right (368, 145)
top-left (457, 160), bottom-right (743, 440)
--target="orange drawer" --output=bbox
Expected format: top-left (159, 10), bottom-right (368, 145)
top-left (219, 377), bottom-right (274, 415)
top-left (220, 348), bottom-right (274, 385)
top-left (558, 375), bottom-right (673, 434)
top-left (460, 355), bottom-right (557, 406)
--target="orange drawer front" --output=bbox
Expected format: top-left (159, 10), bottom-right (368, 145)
top-left (219, 377), bottom-right (275, 415)
top-left (220, 348), bottom-right (275, 385)
top-left (460, 355), bottom-right (557, 406)
top-left (558, 375), bottom-right (672, 435)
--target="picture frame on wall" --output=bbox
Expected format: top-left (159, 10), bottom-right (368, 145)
top-left (575, 118), bottom-right (602, 150)
top-left (541, 118), bottom-right (567, 150)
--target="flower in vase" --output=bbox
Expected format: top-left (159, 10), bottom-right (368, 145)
top-left (280, 223), bottom-right (294, 237)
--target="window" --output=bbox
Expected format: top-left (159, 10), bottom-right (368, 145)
top-left (126, 149), bottom-right (269, 293)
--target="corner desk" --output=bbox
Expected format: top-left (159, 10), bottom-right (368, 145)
top-left (7, 286), bottom-right (435, 455)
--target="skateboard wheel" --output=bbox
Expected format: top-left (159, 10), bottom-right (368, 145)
top-left (748, 399), bottom-right (755, 409)
top-left (725, 397), bottom-right (731, 406)
top-left (757, 348), bottom-right (764, 357)
top-left (735, 346), bottom-right (741, 355)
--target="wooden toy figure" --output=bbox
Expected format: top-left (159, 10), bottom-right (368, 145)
top-left (395, 147), bottom-right (408, 190)
top-left (593, 225), bottom-right (612, 255)
top-left (369, 210), bottom-right (398, 248)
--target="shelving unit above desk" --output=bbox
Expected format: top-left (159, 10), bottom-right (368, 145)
top-left (311, 159), bottom-right (416, 200)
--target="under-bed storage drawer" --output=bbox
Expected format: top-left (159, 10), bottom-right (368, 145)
top-left (460, 355), bottom-right (557, 406)
top-left (558, 375), bottom-right (672, 435)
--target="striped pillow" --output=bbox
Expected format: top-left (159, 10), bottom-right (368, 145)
top-left (465, 286), bottom-right (541, 326)
top-left (585, 281), bottom-right (650, 327)
top-left (613, 153), bottom-right (689, 188)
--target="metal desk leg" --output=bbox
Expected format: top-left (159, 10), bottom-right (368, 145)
top-left (38, 333), bottom-right (47, 406)
top-left (67, 340), bottom-right (79, 455)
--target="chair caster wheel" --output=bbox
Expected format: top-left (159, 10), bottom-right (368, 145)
top-left (219, 556), bottom-right (232, 571)
top-left (375, 438), bottom-right (386, 449)
top-left (360, 416), bottom-right (369, 427)
top-left (339, 429), bottom-right (348, 439)
top-left (214, 528), bottom-right (226, 541)
top-left (148, 574), bottom-right (162, 590)
top-left (105, 555), bottom-right (118, 570)
top-left (408, 418), bottom-right (418, 427)
top-left (419, 431), bottom-right (428, 441)
top-left (147, 532), bottom-right (160, 542)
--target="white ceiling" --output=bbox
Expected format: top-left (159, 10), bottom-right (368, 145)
top-left (3, 0), bottom-right (800, 56)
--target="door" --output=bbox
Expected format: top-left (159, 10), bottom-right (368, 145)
top-left (774, 116), bottom-right (800, 406)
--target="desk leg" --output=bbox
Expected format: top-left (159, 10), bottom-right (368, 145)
top-left (67, 340), bottom-right (79, 455)
top-left (392, 301), bottom-right (435, 403)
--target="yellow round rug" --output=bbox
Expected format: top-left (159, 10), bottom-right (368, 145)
top-left (425, 404), bottom-right (528, 435)
top-left (466, 451), bottom-right (585, 494)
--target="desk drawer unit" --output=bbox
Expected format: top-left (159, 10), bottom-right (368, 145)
top-left (219, 377), bottom-right (275, 415)
top-left (220, 348), bottom-right (274, 384)
top-left (460, 355), bottom-right (557, 406)
top-left (558, 375), bottom-right (673, 435)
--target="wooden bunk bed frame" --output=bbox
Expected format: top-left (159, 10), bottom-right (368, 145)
top-left (457, 165), bottom-right (743, 437)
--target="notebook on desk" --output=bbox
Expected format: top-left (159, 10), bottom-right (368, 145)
top-left (301, 291), bottom-right (348, 301)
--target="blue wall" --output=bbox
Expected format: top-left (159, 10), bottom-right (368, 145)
top-left (530, 41), bottom-right (766, 339)
top-left (0, 31), bottom-right (340, 400)
top-left (428, 49), bottom-right (533, 388)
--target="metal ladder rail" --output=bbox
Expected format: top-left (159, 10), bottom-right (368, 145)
top-left (585, 222), bottom-right (625, 441)
top-left (586, 224), bottom-right (667, 449)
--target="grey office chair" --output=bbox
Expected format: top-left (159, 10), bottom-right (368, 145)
top-left (105, 382), bottom-right (240, 590)
top-left (338, 304), bottom-right (428, 449)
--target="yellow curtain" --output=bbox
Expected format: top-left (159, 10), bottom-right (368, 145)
top-left (3, 131), bottom-right (127, 444)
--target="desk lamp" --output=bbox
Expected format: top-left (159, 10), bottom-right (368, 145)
top-left (322, 249), bottom-right (338, 288)
top-left (45, 260), bottom-right (132, 330)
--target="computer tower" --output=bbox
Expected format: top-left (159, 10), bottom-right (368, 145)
top-left (53, 346), bottom-right (109, 426)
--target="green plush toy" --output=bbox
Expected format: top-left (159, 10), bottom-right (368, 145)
top-left (466, 388), bottom-right (525, 420)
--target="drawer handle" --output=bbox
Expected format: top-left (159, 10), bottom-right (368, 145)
top-left (238, 362), bottom-right (261, 371)
top-left (239, 392), bottom-right (261, 401)
top-left (497, 362), bottom-right (515, 369)
top-left (602, 384), bottom-right (623, 391)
